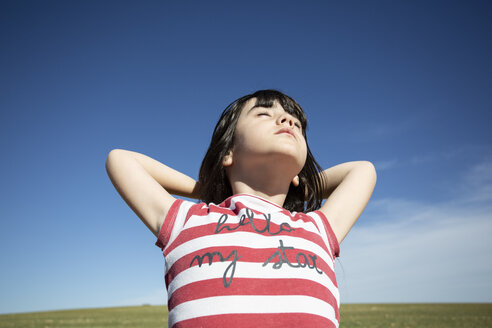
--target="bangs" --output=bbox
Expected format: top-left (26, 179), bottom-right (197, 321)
top-left (252, 90), bottom-right (307, 132)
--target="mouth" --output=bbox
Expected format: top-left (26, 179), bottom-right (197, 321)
top-left (275, 128), bottom-right (296, 139)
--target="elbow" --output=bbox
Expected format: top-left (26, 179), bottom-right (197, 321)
top-left (106, 149), bottom-right (125, 172)
top-left (106, 149), bottom-right (118, 165)
top-left (107, 148), bottom-right (125, 157)
top-left (359, 160), bottom-right (377, 184)
top-left (106, 148), bottom-right (127, 162)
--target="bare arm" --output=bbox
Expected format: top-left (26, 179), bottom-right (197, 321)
top-left (318, 161), bottom-right (377, 244)
top-left (105, 149), bottom-right (198, 237)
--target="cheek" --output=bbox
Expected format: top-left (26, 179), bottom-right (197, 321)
top-left (300, 140), bottom-right (308, 163)
top-left (233, 126), bottom-right (261, 149)
top-left (301, 147), bottom-right (308, 164)
top-left (232, 132), bottom-right (250, 150)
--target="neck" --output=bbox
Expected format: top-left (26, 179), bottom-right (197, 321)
top-left (227, 163), bottom-right (295, 208)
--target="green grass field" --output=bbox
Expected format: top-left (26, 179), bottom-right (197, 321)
top-left (0, 304), bottom-right (491, 327)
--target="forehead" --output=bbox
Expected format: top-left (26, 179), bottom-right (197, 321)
top-left (240, 97), bottom-right (286, 116)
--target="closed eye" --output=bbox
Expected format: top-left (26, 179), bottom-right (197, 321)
top-left (257, 112), bottom-right (270, 117)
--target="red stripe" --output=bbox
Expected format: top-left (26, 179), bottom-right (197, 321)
top-left (164, 216), bottom-right (331, 257)
top-left (312, 211), bottom-right (340, 258)
top-left (155, 198), bottom-right (183, 251)
top-left (211, 202), bottom-right (245, 215)
top-left (168, 278), bottom-right (339, 316)
top-left (173, 312), bottom-right (337, 328)
top-left (183, 203), bottom-right (208, 225)
top-left (221, 196), bottom-right (232, 208)
top-left (182, 202), bottom-right (242, 225)
top-left (164, 223), bottom-right (218, 256)
top-left (165, 245), bottom-right (337, 294)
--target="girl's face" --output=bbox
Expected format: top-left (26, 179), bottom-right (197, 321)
top-left (228, 97), bottom-right (308, 174)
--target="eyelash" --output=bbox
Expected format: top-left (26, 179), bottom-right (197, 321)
top-left (257, 112), bottom-right (302, 129)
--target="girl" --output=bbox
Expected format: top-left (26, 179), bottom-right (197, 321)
top-left (106, 89), bottom-right (377, 327)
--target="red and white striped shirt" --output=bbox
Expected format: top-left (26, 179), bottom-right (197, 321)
top-left (155, 193), bottom-right (340, 327)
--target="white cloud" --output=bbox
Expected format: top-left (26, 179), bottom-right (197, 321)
top-left (336, 159), bottom-right (492, 303)
top-left (410, 144), bottom-right (491, 166)
top-left (371, 144), bottom-right (486, 172)
top-left (458, 160), bottom-right (492, 203)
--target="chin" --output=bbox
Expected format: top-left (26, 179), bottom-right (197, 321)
top-left (270, 152), bottom-right (305, 171)
top-left (275, 148), bottom-right (306, 165)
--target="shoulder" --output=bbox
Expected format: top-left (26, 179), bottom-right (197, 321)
top-left (300, 210), bottom-right (340, 258)
top-left (155, 198), bottom-right (206, 250)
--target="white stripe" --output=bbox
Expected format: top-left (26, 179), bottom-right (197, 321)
top-left (229, 194), bottom-right (285, 213)
top-left (181, 208), bottom-right (322, 238)
top-left (165, 200), bottom-right (197, 252)
top-left (165, 232), bottom-right (334, 274)
top-left (167, 260), bottom-right (339, 303)
top-left (169, 295), bottom-right (337, 327)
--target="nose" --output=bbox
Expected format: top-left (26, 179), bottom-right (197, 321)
top-left (277, 112), bottom-right (295, 128)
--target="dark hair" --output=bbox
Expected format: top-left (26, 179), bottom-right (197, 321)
top-left (197, 89), bottom-right (325, 212)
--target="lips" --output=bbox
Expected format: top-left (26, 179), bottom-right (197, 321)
top-left (275, 128), bottom-right (296, 139)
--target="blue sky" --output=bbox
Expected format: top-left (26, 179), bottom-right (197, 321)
top-left (1, 0), bottom-right (491, 314)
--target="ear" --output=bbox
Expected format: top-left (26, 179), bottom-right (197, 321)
top-left (222, 151), bottom-right (233, 167)
top-left (292, 175), bottom-right (300, 187)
